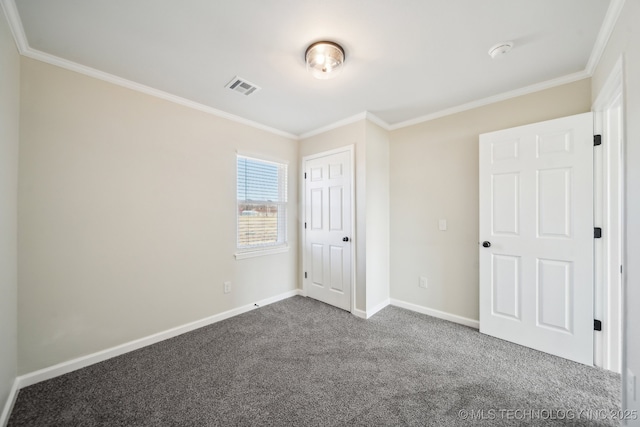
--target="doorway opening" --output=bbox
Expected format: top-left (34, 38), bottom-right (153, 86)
top-left (302, 146), bottom-right (355, 312)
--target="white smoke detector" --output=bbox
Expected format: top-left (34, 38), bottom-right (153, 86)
top-left (488, 41), bottom-right (514, 59)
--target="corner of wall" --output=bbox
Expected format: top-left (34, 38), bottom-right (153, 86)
top-left (0, 3), bottom-right (20, 424)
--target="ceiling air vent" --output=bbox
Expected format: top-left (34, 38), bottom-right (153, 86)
top-left (225, 76), bottom-right (261, 96)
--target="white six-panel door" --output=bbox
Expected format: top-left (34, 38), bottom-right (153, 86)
top-left (479, 112), bottom-right (594, 365)
top-left (304, 148), bottom-right (353, 311)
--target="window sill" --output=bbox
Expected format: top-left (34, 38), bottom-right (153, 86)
top-left (234, 245), bottom-right (289, 260)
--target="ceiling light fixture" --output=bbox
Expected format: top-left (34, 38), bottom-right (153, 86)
top-left (488, 41), bottom-right (514, 59)
top-left (305, 41), bottom-right (345, 80)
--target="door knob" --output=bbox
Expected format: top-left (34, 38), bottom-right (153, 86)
top-left (482, 241), bottom-right (491, 248)
top-left (343, 237), bottom-right (350, 242)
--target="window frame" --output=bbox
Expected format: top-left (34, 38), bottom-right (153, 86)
top-left (235, 154), bottom-right (289, 259)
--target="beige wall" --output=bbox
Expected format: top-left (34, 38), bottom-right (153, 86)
top-left (389, 78), bottom-right (592, 321)
top-left (18, 58), bottom-right (298, 374)
top-left (592, 0), bottom-right (640, 417)
top-left (364, 120), bottom-right (390, 311)
top-left (0, 6), bottom-right (20, 415)
top-left (299, 119), bottom-right (391, 314)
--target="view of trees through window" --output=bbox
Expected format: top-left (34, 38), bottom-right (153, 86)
top-left (237, 156), bottom-right (287, 249)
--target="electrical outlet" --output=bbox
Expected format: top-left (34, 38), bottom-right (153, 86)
top-left (628, 369), bottom-right (637, 401)
top-left (224, 281), bottom-right (231, 294)
top-left (419, 276), bottom-right (428, 289)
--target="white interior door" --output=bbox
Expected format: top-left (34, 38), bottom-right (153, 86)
top-left (304, 148), bottom-right (353, 311)
top-left (479, 112), bottom-right (594, 365)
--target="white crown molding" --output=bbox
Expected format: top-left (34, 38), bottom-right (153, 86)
top-left (364, 112), bottom-right (391, 131)
top-left (21, 48), bottom-right (299, 140)
top-left (299, 111), bottom-right (392, 140)
top-left (305, 66), bottom-right (589, 136)
top-left (1, 0), bottom-right (297, 140)
top-left (585, 0), bottom-right (626, 75)
top-left (0, 0), bottom-right (26, 53)
top-left (299, 111), bottom-right (368, 140)
top-left (2, 0), bottom-right (624, 140)
top-left (388, 70), bottom-right (590, 131)
top-left (303, 0), bottom-right (625, 137)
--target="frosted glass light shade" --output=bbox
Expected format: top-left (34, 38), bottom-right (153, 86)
top-left (305, 41), bottom-right (345, 80)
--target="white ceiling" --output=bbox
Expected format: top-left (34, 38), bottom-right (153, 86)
top-left (8, 0), bottom-right (613, 137)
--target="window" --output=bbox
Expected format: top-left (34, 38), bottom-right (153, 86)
top-left (236, 155), bottom-right (288, 255)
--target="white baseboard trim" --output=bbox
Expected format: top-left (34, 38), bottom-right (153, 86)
top-left (390, 299), bottom-right (479, 329)
top-left (1, 378), bottom-right (19, 427)
top-left (366, 299), bottom-right (390, 318)
top-left (16, 289), bottom-right (301, 389)
top-left (351, 299), bottom-right (390, 319)
top-left (352, 308), bottom-right (367, 319)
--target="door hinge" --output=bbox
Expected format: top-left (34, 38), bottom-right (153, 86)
top-left (304, 272), bottom-right (307, 279)
top-left (304, 172), bottom-right (307, 179)
top-left (304, 222), bottom-right (307, 229)
top-left (594, 319), bottom-right (602, 331)
top-left (594, 227), bottom-right (602, 238)
top-left (594, 134), bottom-right (602, 146)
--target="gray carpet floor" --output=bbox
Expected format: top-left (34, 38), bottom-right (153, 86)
top-left (9, 296), bottom-right (620, 426)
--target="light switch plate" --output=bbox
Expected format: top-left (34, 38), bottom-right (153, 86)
top-left (439, 219), bottom-right (447, 231)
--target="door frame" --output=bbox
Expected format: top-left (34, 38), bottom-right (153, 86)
top-left (301, 145), bottom-right (356, 314)
top-left (592, 56), bottom-right (625, 373)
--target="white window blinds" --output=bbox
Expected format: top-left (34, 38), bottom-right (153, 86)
top-left (237, 155), bottom-right (288, 250)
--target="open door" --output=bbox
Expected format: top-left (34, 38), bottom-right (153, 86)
top-left (479, 112), bottom-right (594, 365)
